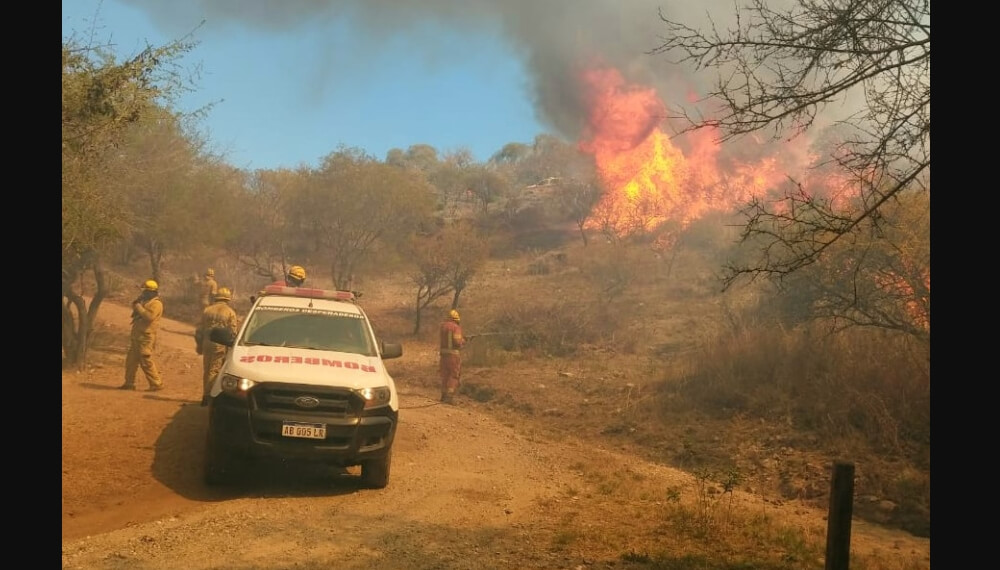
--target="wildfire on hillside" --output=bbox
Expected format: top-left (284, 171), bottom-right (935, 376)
top-left (574, 64), bottom-right (928, 332)
top-left (575, 65), bottom-right (849, 238)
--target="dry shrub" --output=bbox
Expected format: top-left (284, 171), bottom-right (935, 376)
top-left (658, 316), bottom-right (930, 535)
top-left (526, 250), bottom-right (568, 276)
top-left (488, 226), bottom-right (575, 258)
top-left (459, 242), bottom-right (660, 358)
top-left (577, 243), bottom-right (649, 303)
top-left (100, 270), bottom-right (134, 300)
top-left (477, 296), bottom-right (624, 357)
top-left (611, 321), bottom-right (647, 355)
top-left (462, 335), bottom-right (516, 367)
top-left (677, 212), bottom-right (743, 255)
top-left (526, 259), bottom-right (551, 275)
top-left (671, 320), bottom-right (929, 452)
top-left (804, 328), bottom-right (930, 450)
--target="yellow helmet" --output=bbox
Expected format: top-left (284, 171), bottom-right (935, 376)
top-left (141, 279), bottom-right (159, 291)
top-left (215, 287), bottom-right (232, 301)
top-left (449, 309), bottom-right (461, 322)
top-left (288, 265), bottom-right (306, 281)
top-left (205, 268), bottom-right (215, 277)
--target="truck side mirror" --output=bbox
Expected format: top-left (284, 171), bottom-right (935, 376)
top-left (380, 341), bottom-right (403, 360)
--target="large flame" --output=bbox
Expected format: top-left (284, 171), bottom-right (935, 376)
top-left (577, 66), bottom-right (837, 237)
top-left (575, 65), bottom-right (928, 333)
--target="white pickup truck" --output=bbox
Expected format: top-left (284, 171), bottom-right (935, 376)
top-left (204, 285), bottom-right (403, 488)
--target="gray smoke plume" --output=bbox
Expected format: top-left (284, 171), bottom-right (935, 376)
top-left (119, 0), bottom-right (742, 143)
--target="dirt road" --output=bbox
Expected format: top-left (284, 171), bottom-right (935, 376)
top-left (61, 301), bottom-right (931, 569)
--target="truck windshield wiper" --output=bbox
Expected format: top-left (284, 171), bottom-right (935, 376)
top-left (243, 340), bottom-right (318, 349)
top-left (242, 341), bottom-right (282, 347)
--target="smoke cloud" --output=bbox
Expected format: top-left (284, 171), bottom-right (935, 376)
top-left (119, 0), bottom-right (742, 143)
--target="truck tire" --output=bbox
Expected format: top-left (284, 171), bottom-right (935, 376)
top-left (360, 449), bottom-right (391, 489)
top-left (203, 434), bottom-right (238, 486)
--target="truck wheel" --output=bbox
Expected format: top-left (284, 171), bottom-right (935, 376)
top-left (203, 435), bottom-right (237, 486)
top-left (360, 450), bottom-right (391, 489)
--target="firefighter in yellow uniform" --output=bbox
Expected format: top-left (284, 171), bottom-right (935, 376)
top-left (120, 279), bottom-right (165, 391)
top-left (200, 268), bottom-right (218, 308)
top-left (439, 309), bottom-right (466, 404)
top-left (268, 265), bottom-right (306, 288)
top-left (195, 287), bottom-right (239, 406)
top-left (258, 265), bottom-right (307, 297)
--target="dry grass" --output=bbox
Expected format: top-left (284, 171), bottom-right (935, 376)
top-left (652, 314), bottom-right (930, 535)
top-left (77, 223), bottom-right (930, 564)
top-left (526, 450), bottom-right (926, 570)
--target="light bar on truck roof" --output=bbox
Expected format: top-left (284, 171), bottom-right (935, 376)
top-left (262, 285), bottom-right (355, 301)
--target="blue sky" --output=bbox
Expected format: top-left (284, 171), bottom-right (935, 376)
top-left (62, 0), bottom-right (547, 171)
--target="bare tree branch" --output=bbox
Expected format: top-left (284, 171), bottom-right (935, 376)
top-left (651, 0), bottom-right (929, 298)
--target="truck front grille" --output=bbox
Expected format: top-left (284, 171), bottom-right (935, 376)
top-left (251, 384), bottom-right (359, 418)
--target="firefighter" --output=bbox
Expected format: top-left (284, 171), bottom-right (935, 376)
top-left (195, 287), bottom-right (239, 407)
top-left (200, 268), bottom-right (218, 308)
top-left (439, 309), bottom-right (466, 404)
top-left (266, 265), bottom-right (307, 288)
top-left (284, 265), bottom-right (307, 287)
top-left (120, 279), bottom-right (165, 391)
top-left (255, 265), bottom-right (308, 301)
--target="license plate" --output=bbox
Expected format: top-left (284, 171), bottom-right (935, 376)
top-left (281, 422), bottom-right (327, 439)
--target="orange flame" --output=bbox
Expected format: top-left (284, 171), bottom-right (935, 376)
top-left (577, 66), bottom-right (847, 236)
top-left (575, 65), bottom-right (926, 333)
top-left (873, 266), bottom-right (930, 333)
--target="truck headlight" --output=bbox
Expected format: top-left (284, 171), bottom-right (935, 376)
top-left (356, 386), bottom-right (391, 409)
top-left (220, 373), bottom-right (256, 395)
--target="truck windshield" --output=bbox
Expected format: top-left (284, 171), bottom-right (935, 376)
top-left (240, 308), bottom-right (376, 356)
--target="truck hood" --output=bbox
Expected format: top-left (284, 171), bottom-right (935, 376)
top-left (225, 345), bottom-right (391, 389)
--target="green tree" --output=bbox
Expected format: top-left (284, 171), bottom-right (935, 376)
top-left (62, 34), bottom-right (197, 368)
top-left (489, 142), bottom-right (531, 166)
top-left (514, 134), bottom-right (578, 186)
top-left (407, 238), bottom-right (454, 336)
top-left (464, 165), bottom-right (510, 218)
top-left (110, 108), bottom-right (212, 282)
top-left (426, 147), bottom-right (478, 216)
top-left (229, 167), bottom-right (310, 280)
top-left (405, 222), bottom-right (490, 334)
top-left (442, 222), bottom-right (490, 310)
top-left (303, 148), bottom-right (436, 289)
top-left (386, 143), bottom-right (440, 174)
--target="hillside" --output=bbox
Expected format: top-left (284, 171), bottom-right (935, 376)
top-left (62, 250), bottom-right (931, 569)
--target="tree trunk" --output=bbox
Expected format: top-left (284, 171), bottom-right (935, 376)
top-left (62, 259), bottom-right (111, 370)
top-left (334, 258), bottom-right (356, 291)
top-left (62, 291), bottom-right (91, 370)
top-left (149, 241), bottom-right (164, 284)
top-left (62, 296), bottom-right (82, 366)
top-left (115, 242), bottom-right (134, 266)
top-left (413, 289), bottom-right (424, 335)
top-left (577, 221), bottom-right (589, 247)
top-left (664, 241), bottom-right (682, 279)
top-left (450, 287), bottom-right (464, 310)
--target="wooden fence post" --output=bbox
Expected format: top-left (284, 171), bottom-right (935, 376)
top-left (825, 460), bottom-right (855, 570)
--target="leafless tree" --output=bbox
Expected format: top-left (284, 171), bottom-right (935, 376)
top-left (555, 177), bottom-right (604, 247)
top-left (651, 0), bottom-right (930, 287)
